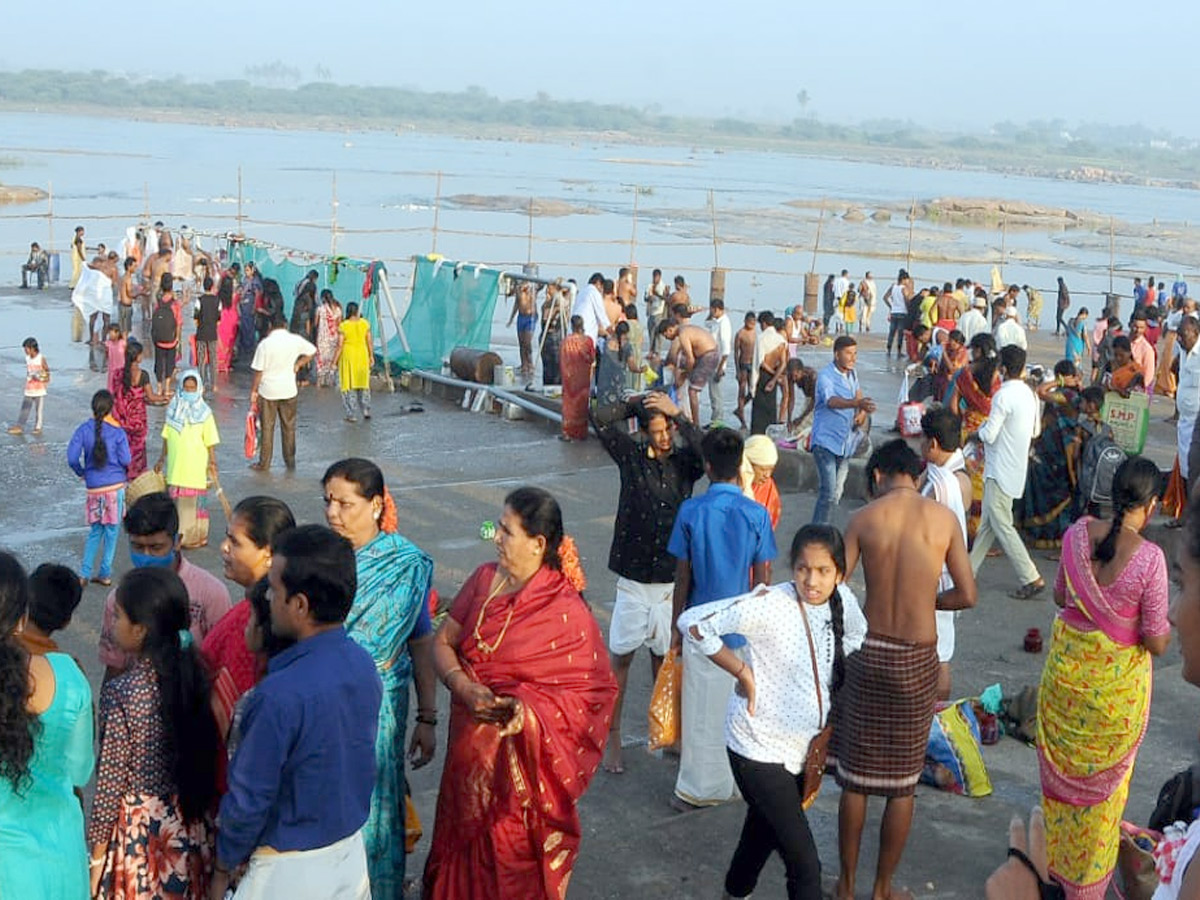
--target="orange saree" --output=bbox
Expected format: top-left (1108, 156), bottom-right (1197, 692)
top-left (423, 563), bottom-right (617, 900)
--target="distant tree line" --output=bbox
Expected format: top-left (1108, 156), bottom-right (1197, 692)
top-left (2, 69), bottom-right (1200, 182)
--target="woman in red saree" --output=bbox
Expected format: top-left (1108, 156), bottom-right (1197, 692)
top-left (560, 316), bottom-right (595, 441)
top-left (948, 332), bottom-right (1001, 542)
top-left (425, 487), bottom-right (617, 900)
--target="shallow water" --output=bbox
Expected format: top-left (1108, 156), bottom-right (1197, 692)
top-left (1, 111), bottom-right (1193, 328)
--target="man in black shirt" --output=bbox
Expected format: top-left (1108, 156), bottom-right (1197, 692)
top-left (591, 391), bottom-right (705, 773)
top-left (194, 276), bottom-right (220, 390)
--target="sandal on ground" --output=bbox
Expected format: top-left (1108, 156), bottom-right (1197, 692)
top-left (1006, 847), bottom-right (1066, 899)
top-left (1165, 518), bottom-right (1186, 530)
top-left (90, 576), bottom-right (112, 587)
top-left (1009, 579), bottom-right (1046, 601)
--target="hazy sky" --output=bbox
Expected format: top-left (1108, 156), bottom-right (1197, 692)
top-left (5, 0), bottom-right (1200, 134)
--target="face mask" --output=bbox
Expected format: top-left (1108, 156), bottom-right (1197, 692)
top-left (181, 389), bottom-right (201, 401)
top-left (130, 549), bottom-right (175, 569)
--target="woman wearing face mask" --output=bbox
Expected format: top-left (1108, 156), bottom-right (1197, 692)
top-left (154, 369), bottom-right (219, 549)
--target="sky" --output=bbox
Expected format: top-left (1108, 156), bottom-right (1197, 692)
top-left (5, 0), bottom-right (1200, 136)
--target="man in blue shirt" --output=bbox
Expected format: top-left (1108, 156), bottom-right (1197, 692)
top-left (211, 524), bottom-right (382, 900)
top-left (668, 428), bottom-right (776, 808)
top-left (810, 336), bottom-right (876, 525)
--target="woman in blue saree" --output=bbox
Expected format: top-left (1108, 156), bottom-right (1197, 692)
top-left (322, 457), bottom-right (437, 897)
top-left (1018, 362), bottom-right (1085, 549)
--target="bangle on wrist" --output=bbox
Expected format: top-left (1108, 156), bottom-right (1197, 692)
top-left (416, 713), bottom-right (438, 726)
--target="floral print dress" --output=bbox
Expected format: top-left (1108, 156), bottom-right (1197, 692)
top-left (88, 659), bottom-right (213, 899)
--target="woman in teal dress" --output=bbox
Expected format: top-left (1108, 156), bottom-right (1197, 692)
top-left (0, 551), bottom-right (95, 900)
top-left (322, 457), bottom-right (438, 897)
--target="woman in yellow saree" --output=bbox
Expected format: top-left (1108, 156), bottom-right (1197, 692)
top-left (1037, 456), bottom-right (1171, 899)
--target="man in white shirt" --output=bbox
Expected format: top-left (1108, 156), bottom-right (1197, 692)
top-left (250, 314), bottom-right (317, 471)
top-left (885, 269), bottom-right (911, 358)
top-left (919, 407), bottom-right (972, 700)
top-left (1176, 317), bottom-right (1200, 494)
top-left (834, 269), bottom-right (850, 305)
top-left (968, 345), bottom-right (1043, 598)
top-left (994, 305), bottom-right (1028, 351)
top-left (571, 272), bottom-right (611, 344)
top-left (705, 299), bottom-right (734, 424)
top-left (957, 295), bottom-right (989, 344)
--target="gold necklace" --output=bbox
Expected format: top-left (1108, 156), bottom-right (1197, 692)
top-left (473, 571), bottom-right (516, 655)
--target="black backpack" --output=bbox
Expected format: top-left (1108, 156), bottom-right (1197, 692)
top-left (1080, 433), bottom-right (1125, 504)
top-left (1149, 762), bottom-right (1200, 831)
top-left (151, 304), bottom-right (176, 345)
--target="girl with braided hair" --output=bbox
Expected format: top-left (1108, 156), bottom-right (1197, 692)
top-left (680, 524), bottom-right (867, 900)
top-left (1036, 455), bottom-right (1170, 899)
top-left (67, 389), bottom-right (131, 587)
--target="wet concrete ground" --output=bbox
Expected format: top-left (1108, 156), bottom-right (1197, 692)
top-left (4, 283), bottom-right (1195, 899)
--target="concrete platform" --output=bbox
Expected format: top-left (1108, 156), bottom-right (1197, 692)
top-left (4, 284), bottom-right (1196, 899)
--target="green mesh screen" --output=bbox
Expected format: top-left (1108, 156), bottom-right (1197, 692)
top-left (396, 257), bottom-right (502, 370)
top-left (226, 244), bottom-right (500, 371)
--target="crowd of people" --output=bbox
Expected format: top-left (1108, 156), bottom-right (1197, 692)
top-left (7, 241), bottom-right (1200, 900)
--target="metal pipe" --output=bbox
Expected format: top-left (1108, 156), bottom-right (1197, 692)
top-left (412, 370), bottom-right (562, 424)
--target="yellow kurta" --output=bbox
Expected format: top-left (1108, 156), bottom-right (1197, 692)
top-left (338, 317), bottom-right (372, 391)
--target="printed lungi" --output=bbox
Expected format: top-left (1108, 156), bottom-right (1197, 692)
top-left (832, 632), bottom-right (939, 798)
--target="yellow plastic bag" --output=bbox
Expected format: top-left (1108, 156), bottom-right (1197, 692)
top-left (647, 647), bottom-right (682, 751)
top-left (404, 793), bottom-right (422, 853)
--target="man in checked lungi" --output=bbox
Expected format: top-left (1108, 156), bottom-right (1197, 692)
top-left (833, 439), bottom-right (977, 900)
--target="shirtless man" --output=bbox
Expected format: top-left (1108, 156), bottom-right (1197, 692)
top-left (669, 274), bottom-right (690, 310)
top-left (602, 279), bottom-right (625, 331)
top-left (918, 407), bottom-right (972, 700)
top-left (143, 247), bottom-right (172, 312)
top-left (785, 357), bottom-right (816, 430)
top-left (656, 321), bottom-right (719, 424)
top-left (835, 438), bottom-right (976, 900)
top-left (617, 267), bottom-right (638, 308)
top-left (935, 282), bottom-right (959, 332)
top-left (733, 311), bottom-right (757, 426)
top-left (506, 281), bottom-right (538, 378)
top-left (118, 257), bottom-right (142, 336)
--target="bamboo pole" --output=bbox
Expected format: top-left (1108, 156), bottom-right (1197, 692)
top-left (236, 166), bottom-right (244, 237)
top-left (811, 198), bottom-right (826, 272)
top-left (330, 172), bottom-right (339, 256)
top-left (630, 185), bottom-right (639, 265)
top-left (709, 189), bottom-right (720, 268)
top-left (1000, 209), bottom-right (1008, 280)
top-left (905, 198), bottom-right (915, 273)
top-left (527, 197), bottom-right (535, 264)
top-left (431, 171), bottom-right (442, 253)
top-left (46, 181), bottom-right (54, 252)
top-left (1108, 217), bottom-right (1115, 294)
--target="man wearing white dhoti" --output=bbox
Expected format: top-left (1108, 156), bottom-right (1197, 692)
top-left (667, 428), bottom-right (776, 809)
top-left (919, 407), bottom-right (972, 700)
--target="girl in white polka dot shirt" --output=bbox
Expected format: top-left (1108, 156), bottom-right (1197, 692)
top-left (679, 524), bottom-right (866, 900)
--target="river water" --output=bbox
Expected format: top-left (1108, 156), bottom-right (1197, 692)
top-left (1, 111), bottom-right (1195, 326)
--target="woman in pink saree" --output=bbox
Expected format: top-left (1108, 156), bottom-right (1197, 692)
top-left (315, 290), bottom-right (343, 387)
top-left (215, 276), bottom-right (238, 373)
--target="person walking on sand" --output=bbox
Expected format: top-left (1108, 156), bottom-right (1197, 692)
top-left (249, 315), bottom-right (316, 472)
top-left (968, 344), bottom-right (1045, 599)
top-left (810, 337), bottom-right (875, 526)
top-left (335, 302), bottom-right (373, 423)
top-left (9, 337), bottom-right (50, 436)
top-left (835, 439), bottom-right (976, 900)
